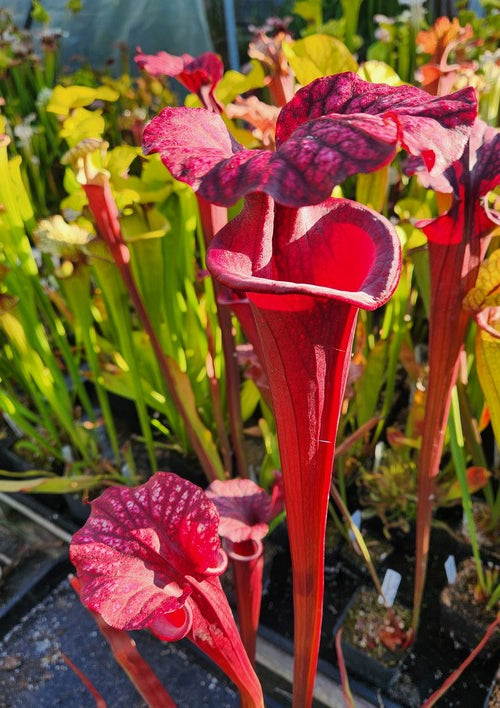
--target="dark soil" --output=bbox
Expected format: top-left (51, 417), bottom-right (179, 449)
top-left (340, 588), bottom-right (412, 667)
top-left (440, 557), bottom-right (500, 653)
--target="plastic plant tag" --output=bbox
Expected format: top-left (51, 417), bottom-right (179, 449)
top-left (348, 510), bottom-right (362, 542)
top-left (445, 554), bottom-right (457, 584)
top-left (120, 463), bottom-right (133, 479)
top-left (62, 445), bottom-right (74, 463)
top-left (378, 568), bottom-right (402, 607)
top-left (374, 441), bottom-right (385, 471)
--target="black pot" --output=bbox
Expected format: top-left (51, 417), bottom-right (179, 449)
top-left (440, 558), bottom-right (500, 655)
top-left (0, 495), bottom-right (70, 638)
top-left (333, 586), bottom-right (411, 690)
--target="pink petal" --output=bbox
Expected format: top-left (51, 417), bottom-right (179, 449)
top-left (142, 107), bottom-right (243, 191)
top-left (276, 73), bottom-right (477, 173)
top-left (135, 50), bottom-right (224, 111)
top-left (179, 52), bottom-right (224, 95)
top-left (196, 113), bottom-right (398, 207)
top-left (144, 75), bottom-right (476, 208)
top-left (135, 50), bottom-right (223, 93)
top-left (143, 107), bottom-right (397, 207)
top-left (135, 49), bottom-right (188, 77)
top-left (205, 478), bottom-right (272, 542)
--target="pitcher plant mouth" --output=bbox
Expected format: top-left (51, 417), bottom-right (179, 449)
top-left (207, 194), bottom-right (401, 308)
top-left (150, 605), bottom-right (194, 641)
top-left (224, 539), bottom-right (264, 562)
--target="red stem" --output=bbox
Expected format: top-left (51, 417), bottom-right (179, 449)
top-left (250, 300), bottom-right (357, 707)
top-left (267, 72), bottom-right (294, 107)
top-left (334, 628), bottom-right (355, 708)
top-left (421, 613), bottom-right (500, 708)
top-left (227, 539), bottom-right (264, 667)
top-left (61, 653), bottom-right (107, 707)
top-left (69, 577), bottom-right (176, 708)
top-left (413, 234), bottom-right (483, 633)
top-left (84, 179), bottom-right (224, 482)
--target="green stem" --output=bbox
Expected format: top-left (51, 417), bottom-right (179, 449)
top-left (90, 247), bottom-right (157, 472)
top-left (60, 268), bottom-right (121, 463)
top-left (449, 387), bottom-right (486, 590)
top-left (197, 196), bottom-right (248, 477)
top-left (330, 482), bottom-right (385, 600)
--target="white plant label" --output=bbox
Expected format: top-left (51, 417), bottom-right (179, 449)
top-left (121, 462), bottom-right (132, 479)
top-left (349, 509), bottom-right (362, 541)
top-left (378, 568), bottom-right (402, 607)
top-left (374, 441), bottom-right (385, 471)
top-left (61, 445), bottom-right (74, 463)
top-left (445, 555), bottom-right (457, 584)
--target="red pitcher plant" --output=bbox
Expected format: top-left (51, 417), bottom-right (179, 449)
top-left (206, 476), bottom-right (284, 665)
top-left (408, 117), bottom-right (499, 632)
top-left (70, 472), bottom-right (264, 707)
top-left (143, 72), bottom-right (476, 706)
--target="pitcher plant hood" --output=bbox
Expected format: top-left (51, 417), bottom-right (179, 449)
top-left (143, 72), bottom-right (477, 208)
